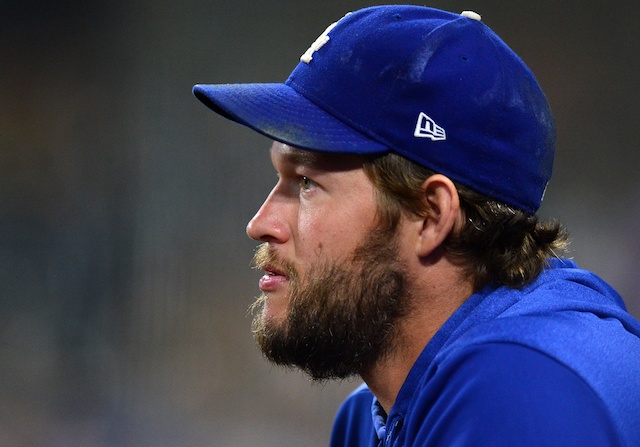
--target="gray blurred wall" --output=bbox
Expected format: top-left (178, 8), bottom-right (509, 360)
top-left (1, 1), bottom-right (639, 445)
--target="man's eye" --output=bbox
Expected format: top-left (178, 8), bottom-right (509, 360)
top-left (300, 176), bottom-right (315, 191)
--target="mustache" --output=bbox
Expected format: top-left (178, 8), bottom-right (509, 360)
top-left (251, 243), bottom-right (298, 281)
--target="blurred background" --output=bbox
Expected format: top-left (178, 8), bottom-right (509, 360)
top-left (1, 0), bottom-right (639, 445)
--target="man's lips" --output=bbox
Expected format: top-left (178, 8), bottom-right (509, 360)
top-left (258, 267), bottom-right (289, 292)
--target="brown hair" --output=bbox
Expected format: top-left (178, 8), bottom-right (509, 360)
top-left (362, 152), bottom-right (569, 290)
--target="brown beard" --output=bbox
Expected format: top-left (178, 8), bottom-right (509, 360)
top-left (250, 225), bottom-right (412, 381)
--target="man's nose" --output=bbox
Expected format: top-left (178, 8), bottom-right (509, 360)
top-left (246, 192), bottom-right (289, 244)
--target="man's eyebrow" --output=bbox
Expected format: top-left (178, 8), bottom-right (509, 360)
top-left (280, 148), bottom-right (324, 168)
top-left (278, 146), bottom-right (367, 172)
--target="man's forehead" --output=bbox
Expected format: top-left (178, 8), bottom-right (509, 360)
top-left (269, 142), bottom-right (367, 172)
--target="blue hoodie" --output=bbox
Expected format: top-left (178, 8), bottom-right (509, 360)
top-left (330, 259), bottom-right (640, 446)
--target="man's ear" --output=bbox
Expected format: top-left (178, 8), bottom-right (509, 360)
top-left (415, 174), bottom-right (461, 258)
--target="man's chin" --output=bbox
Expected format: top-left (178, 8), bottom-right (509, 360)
top-left (252, 293), bottom-right (289, 327)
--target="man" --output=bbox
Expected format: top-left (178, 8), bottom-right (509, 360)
top-left (193, 5), bottom-right (640, 446)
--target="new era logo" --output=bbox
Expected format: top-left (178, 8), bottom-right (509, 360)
top-left (414, 113), bottom-right (446, 141)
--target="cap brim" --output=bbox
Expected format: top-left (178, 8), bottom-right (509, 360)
top-left (193, 83), bottom-right (388, 154)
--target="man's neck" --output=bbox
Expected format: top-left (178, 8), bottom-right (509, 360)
top-left (360, 324), bottom-right (431, 413)
top-left (361, 266), bottom-right (474, 414)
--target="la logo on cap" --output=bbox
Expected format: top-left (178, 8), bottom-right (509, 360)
top-left (300, 12), bottom-right (352, 64)
top-left (300, 21), bottom-right (338, 64)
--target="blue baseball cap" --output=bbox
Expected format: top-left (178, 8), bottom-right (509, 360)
top-left (193, 5), bottom-right (555, 214)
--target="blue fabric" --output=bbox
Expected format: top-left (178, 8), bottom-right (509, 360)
top-left (330, 259), bottom-right (640, 446)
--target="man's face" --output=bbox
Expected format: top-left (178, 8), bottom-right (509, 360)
top-left (246, 142), bottom-right (413, 379)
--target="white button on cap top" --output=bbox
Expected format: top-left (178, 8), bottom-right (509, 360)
top-left (460, 11), bottom-right (482, 21)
